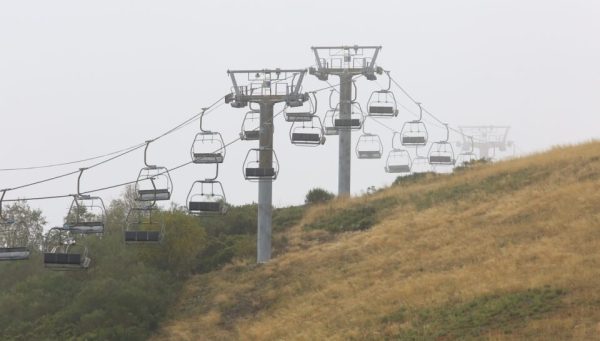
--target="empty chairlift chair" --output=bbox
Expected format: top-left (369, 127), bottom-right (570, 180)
top-left (322, 109), bottom-right (339, 136)
top-left (284, 92), bottom-right (317, 122)
top-left (428, 123), bottom-right (456, 166)
top-left (332, 102), bottom-right (365, 130)
top-left (191, 132), bottom-right (226, 164)
top-left (243, 148), bottom-right (279, 181)
top-left (240, 111), bottom-right (261, 141)
top-left (399, 103), bottom-right (429, 147)
top-left (455, 136), bottom-right (477, 167)
top-left (411, 155), bottom-right (432, 174)
top-left (123, 205), bottom-right (164, 244)
top-left (0, 228), bottom-right (30, 261)
top-left (0, 190), bottom-right (29, 261)
top-left (191, 108), bottom-right (226, 164)
top-left (64, 195), bottom-right (106, 235)
top-left (43, 227), bottom-right (91, 270)
top-left (187, 180), bottom-right (227, 215)
top-left (356, 133), bottom-right (384, 159)
top-left (367, 71), bottom-right (399, 117)
top-left (385, 149), bottom-right (412, 173)
top-left (290, 116), bottom-right (325, 146)
top-left (135, 141), bottom-right (173, 201)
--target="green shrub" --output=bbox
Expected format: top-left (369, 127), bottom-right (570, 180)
top-left (305, 188), bottom-right (335, 205)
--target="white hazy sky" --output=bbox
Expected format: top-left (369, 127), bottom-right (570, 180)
top-left (1, 0), bottom-right (599, 227)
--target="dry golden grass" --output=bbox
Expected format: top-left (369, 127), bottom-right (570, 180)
top-left (151, 141), bottom-right (600, 340)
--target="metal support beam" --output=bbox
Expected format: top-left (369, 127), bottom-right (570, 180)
top-left (338, 72), bottom-right (352, 196)
top-left (257, 102), bottom-right (274, 263)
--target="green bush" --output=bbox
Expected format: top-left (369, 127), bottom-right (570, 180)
top-left (305, 188), bottom-right (335, 205)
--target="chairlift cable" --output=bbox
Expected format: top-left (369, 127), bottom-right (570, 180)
top-left (0, 95), bottom-right (226, 172)
top-left (1, 85), bottom-right (326, 201)
top-left (1, 96), bottom-right (226, 193)
top-left (387, 74), bottom-right (486, 143)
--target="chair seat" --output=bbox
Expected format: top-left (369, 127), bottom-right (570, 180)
top-left (44, 252), bottom-right (82, 265)
top-left (243, 131), bottom-right (260, 140)
top-left (292, 133), bottom-right (321, 142)
top-left (358, 151), bottom-right (382, 159)
top-left (0, 247), bottom-right (30, 261)
top-left (137, 189), bottom-right (171, 201)
top-left (369, 106), bottom-right (395, 114)
top-left (324, 127), bottom-right (339, 135)
top-left (286, 113), bottom-right (313, 122)
top-left (245, 168), bottom-right (276, 178)
top-left (386, 165), bottom-right (411, 173)
top-left (402, 136), bottom-right (427, 145)
top-left (429, 156), bottom-right (454, 164)
top-left (189, 201), bottom-right (222, 212)
top-left (66, 222), bottom-right (104, 234)
top-left (125, 231), bottom-right (161, 243)
top-left (193, 153), bottom-right (224, 164)
top-left (334, 119), bottom-right (361, 128)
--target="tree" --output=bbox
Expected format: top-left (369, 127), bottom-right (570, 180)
top-left (305, 188), bottom-right (335, 205)
top-left (0, 201), bottom-right (45, 250)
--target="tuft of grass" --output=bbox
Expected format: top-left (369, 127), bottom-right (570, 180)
top-left (383, 287), bottom-right (565, 340)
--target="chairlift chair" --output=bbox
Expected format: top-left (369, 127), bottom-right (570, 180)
top-left (135, 141), bottom-right (173, 201)
top-left (123, 205), bottom-right (164, 244)
top-left (187, 180), bottom-right (227, 215)
top-left (243, 148), bottom-right (279, 181)
top-left (332, 102), bottom-right (365, 130)
top-left (284, 92), bottom-right (317, 122)
top-left (429, 143), bottom-right (455, 165)
top-left (399, 103), bottom-right (428, 146)
top-left (191, 133), bottom-right (225, 164)
top-left (356, 133), bottom-right (384, 159)
top-left (290, 116), bottom-right (326, 146)
top-left (411, 156), bottom-right (432, 173)
top-left (0, 190), bottom-right (30, 261)
top-left (428, 123), bottom-right (456, 166)
top-left (456, 136), bottom-right (477, 166)
top-left (240, 111), bottom-right (261, 141)
top-left (64, 195), bottom-right (106, 235)
top-left (385, 149), bottom-right (412, 173)
top-left (191, 110), bottom-right (226, 164)
top-left (367, 71), bottom-right (399, 117)
top-left (322, 109), bottom-right (339, 136)
top-left (43, 227), bottom-right (91, 270)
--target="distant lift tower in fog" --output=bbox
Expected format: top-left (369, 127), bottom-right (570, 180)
top-left (226, 69), bottom-right (307, 263)
top-left (309, 46), bottom-right (383, 196)
top-left (458, 126), bottom-right (514, 159)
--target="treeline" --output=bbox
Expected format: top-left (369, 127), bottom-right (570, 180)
top-left (0, 187), bottom-right (308, 341)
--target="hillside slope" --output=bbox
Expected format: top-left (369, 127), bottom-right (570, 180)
top-left (152, 142), bottom-right (600, 340)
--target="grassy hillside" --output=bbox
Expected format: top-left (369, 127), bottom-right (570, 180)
top-left (151, 141), bottom-right (600, 340)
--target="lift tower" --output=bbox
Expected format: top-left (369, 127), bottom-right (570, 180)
top-left (458, 126), bottom-right (513, 159)
top-left (226, 69), bottom-right (307, 263)
top-left (309, 46), bottom-right (383, 196)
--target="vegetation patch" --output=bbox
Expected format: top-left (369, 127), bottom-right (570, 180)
top-left (303, 197), bottom-right (397, 233)
top-left (383, 287), bottom-right (565, 340)
top-left (411, 167), bottom-right (550, 211)
top-left (272, 205), bottom-right (306, 231)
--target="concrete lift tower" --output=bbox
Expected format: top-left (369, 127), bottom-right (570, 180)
top-left (225, 69), bottom-right (307, 263)
top-left (457, 126), bottom-right (514, 159)
top-left (309, 46), bottom-right (383, 196)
